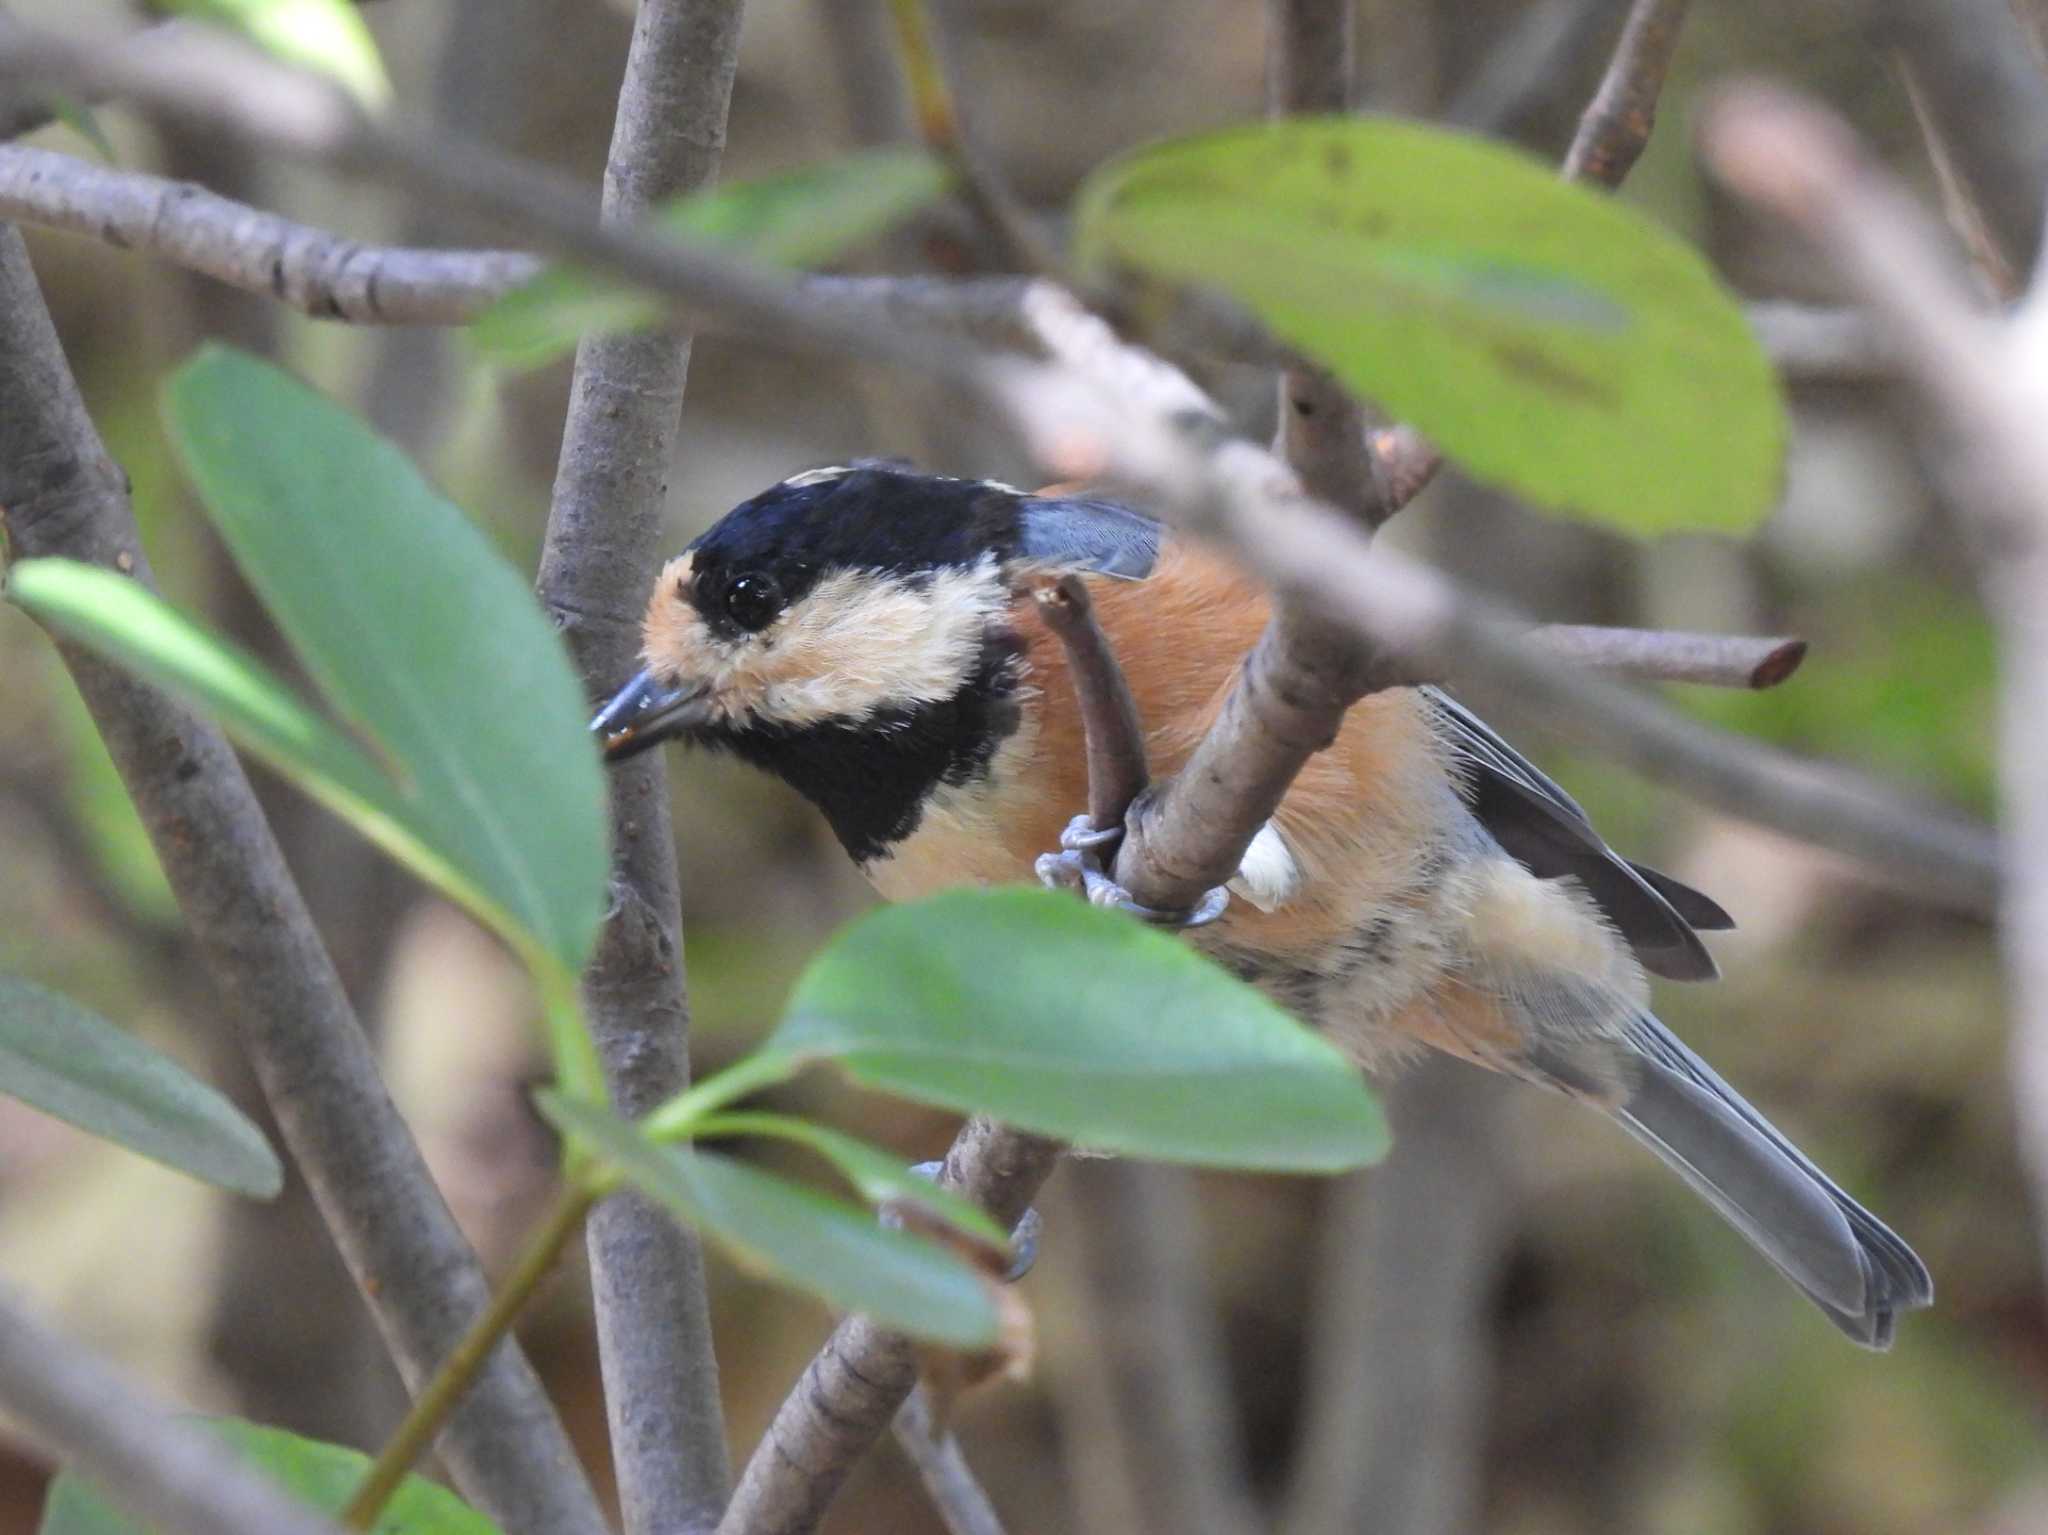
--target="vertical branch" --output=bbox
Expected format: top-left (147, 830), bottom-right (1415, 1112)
top-left (1281, 1064), bottom-right (1515, 1535)
top-left (0, 226), bottom-right (607, 1535)
top-left (1700, 76), bottom-right (2048, 1336)
top-left (1060, 1160), bottom-right (1263, 1535)
top-left (532, 2), bottom-right (747, 1531)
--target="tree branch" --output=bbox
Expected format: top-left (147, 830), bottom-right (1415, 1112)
top-left (0, 145), bottom-right (1897, 392)
top-left (0, 226), bottom-right (607, 1535)
top-left (1281, 1063), bottom-right (1514, 1535)
top-left (1561, 0), bottom-right (1690, 189)
top-left (1526, 624), bottom-right (1807, 689)
top-left (0, 1286), bottom-right (345, 1535)
top-left (717, 1120), bottom-right (1060, 1535)
top-left (1867, 0), bottom-right (2048, 287)
top-left (531, 3), bottom-right (747, 1532)
top-left (1700, 76), bottom-right (2048, 1326)
top-left (1060, 1160), bottom-right (1263, 1535)
top-left (892, 1388), bottom-right (1009, 1535)
top-left (0, 144), bottom-right (538, 322)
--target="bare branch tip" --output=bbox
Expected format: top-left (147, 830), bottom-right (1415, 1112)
top-left (1750, 637), bottom-right (1809, 690)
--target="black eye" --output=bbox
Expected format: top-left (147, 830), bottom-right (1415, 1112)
top-left (723, 573), bottom-right (783, 632)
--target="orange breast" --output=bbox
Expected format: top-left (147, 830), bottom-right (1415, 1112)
top-left (864, 540), bottom-right (1460, 965)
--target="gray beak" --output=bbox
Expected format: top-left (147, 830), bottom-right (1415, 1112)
top-left (591, 668), bottom-right (713, 763)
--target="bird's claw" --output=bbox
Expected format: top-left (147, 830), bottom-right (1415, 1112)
top-left (907, 1160), bottom-right (1041, 1282)
top-left (1035, 815), bottom-right (1231, 929)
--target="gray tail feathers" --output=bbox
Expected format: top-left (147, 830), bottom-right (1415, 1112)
top-left (1610, 1014), bottom-right (1932, 1349)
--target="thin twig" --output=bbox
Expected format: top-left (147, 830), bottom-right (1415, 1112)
top-left (0, 1286), bottom-right (345, 1535)
top-left (892, 1388), bottom-right (1009, 1535)
top-left (0, 224), bottom-right (608, 1535)
top-left (880, 0), bottom-right (1061, 274)
top-left (1527, 625), bottom-right (1807, 689)
top-left (1029, 576), bottom-right (1149, 828)
top-left (531, 2), bottom-right (748, 1532)
top-left (0, 140), bottom-right (1889, 390)
top-left (343, 1190), bottom-right (595, 1531)
top-left (0, 144), bottom-right (538, 321)
top-left (1746, 298), bottom-right (1898, 382)
top-left (1561, 0), bottom-right (1690, 188)
top-left (1866, 0), bottom-right (2048, 287)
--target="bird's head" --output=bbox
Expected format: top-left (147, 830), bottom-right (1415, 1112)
top-left (590, 462), bottom-right (1158, 860)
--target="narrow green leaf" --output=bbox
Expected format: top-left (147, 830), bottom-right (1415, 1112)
top-left (1072, 117), bottom-right (1786, 535)
top-left (541, 1093), bottom-right (1000, 1346)
top-left (163, 0), bottom-right (391, 109)
top-left (771, 888), bottom-right (1388, 1172)
top-left (9, 560), bottom-right (499, 938)
top-left (39, 1418), bottom-right (498, 1535)
top-left (160, 347), bottom-right (607, 977)
top-left (693, 1110), bottom-right (1009, 1247)
top-left (0, 974), bottom-right (278, 1196)
top-left (54, 674), bottom-right (177, 925)
top-left (472, 148), bottom-right (950, 370)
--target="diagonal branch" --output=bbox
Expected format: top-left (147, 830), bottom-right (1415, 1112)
top-left (1561, 0), bottom-right (1690, 189)
top-left (0, 1287), bottom-right (345, 1535)
top-left (0, 224), bottom-right (608, 1535)
top-left (531, 3), bottom-right (747, 1533)
top-left (0, 143), bottom-right (538, 321)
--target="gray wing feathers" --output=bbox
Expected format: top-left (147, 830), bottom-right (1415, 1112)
top-left (1615, 1013), bottom-right (1933, 1348)
top-left (1016, 497), bottom-right (1162, 580)
top-left (1425, 687), bottom-right (1725, 981)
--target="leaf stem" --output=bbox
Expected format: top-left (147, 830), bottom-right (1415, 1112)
top-left (639, 1048), bottom-right (806, 1144)
top-left (341, 1185), bottom-right (594, 1531)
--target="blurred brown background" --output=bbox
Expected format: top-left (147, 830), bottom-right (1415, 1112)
top-left (0, 1), bottom-right (2038, 1532)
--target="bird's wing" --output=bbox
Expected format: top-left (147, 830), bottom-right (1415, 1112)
top-left (1016, 496), bottom-right (1163, 580)
top-left (1423, 686), bottom-right (1730, 981)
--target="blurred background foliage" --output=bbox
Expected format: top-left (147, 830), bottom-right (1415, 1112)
top-left (0, 0), bottom-right (2038, 1532)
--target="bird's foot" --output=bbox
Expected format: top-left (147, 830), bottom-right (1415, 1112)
top-left (1034, 813), bottom-right (1230, 929)
top-left (904, 1161), bottom-right (1043, 1282)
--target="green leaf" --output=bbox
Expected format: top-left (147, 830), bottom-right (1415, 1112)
top-left (472, 148), bottom-right (950, 370)
top-left (0, 975), bottom-right (279, 1197)
top-left (1072, 116), bottom-right (1786, 535)
top-left (770, 887), bottom-right (1388, 1172)
top-left (159, 346), bottom-right (607, 979)
top-left (540, 1093), bottom-right (1000, 1346)
top-left (163, 0), bottom-right (391, 109)
top-left (9, 561), bottom-right (492, 943)
top-left (54, 674), bottom-right (177, 926)
top-left (693, 1110), bottom-right (1009, 1247)
top-left (40, 1418), bottom-right (498, 1535)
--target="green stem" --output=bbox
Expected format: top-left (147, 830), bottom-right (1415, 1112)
top-left (885, 0), bottom-right (957, 151)
top-left (341, 1186), bottom-right (594, 1530)
top-left (639, 1048), bottom-right (805, 1144)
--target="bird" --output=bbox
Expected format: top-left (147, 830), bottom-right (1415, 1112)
top-left (592, 461), bottom-right (1933, 1348)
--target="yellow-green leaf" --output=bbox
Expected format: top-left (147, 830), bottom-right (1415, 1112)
top-left (1073, 116), bottom-right (1786, 535)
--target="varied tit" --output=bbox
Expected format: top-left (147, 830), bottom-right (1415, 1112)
top-left (593, 461), bottom-right (1932, 1348)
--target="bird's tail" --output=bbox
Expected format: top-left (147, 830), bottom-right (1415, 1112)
top-left (1608, 1012), bottom-right (1932, 1349)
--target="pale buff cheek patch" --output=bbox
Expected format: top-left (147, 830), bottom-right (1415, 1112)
top-left (640, 553), bottom-right (1009, 728)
